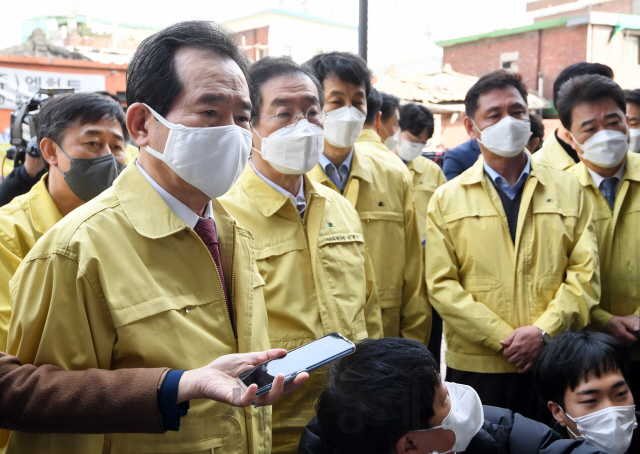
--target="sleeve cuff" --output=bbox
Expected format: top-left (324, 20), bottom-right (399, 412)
top-left (589, 307), bottom-right (614, 331)
top-left (157, 370), bottom-right (190, 431)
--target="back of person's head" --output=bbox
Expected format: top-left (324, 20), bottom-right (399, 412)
top-left (398, 103), bottom-right (434, 139)
top-left (528, 113), bottom-right (545, 152)
top-left (248, 56), bottom-right (323, 126)
top-left (316, 338), bottom-right (440, 454)
top-left (625, 88), bottom-right (640, 108)
top-left (36, 92), bottom-right (128, 145)
top-left (306, 51), bottom-right (372, 96)
top-left (556, 74), bottom-right (626, 130)
top-left (380, 92), bottom-right (400, 122)
top-left (553, 62), bottom-right (614, 110)
top-left (533, 330), bottom-right (630, 408)
top-left (365, 87), bottom-right (382, 125)
top-left (464, 70), bottom-right (528, 120)
top-left (126, 20), bottom-right (248, 116)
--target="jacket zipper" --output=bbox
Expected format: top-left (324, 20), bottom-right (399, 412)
top-left (230, 226), bottom-right (237, 338)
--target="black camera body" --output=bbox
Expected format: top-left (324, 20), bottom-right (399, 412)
top-left (7, 87), bottom-right (75, 168)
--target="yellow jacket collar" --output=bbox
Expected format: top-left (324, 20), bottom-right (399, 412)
top-left (460, 151), bottom-right (546, 186)
top-left (239, 163), bottom-right (315, 217)
top-left (350, 148), bottom-right (374, 184)
top-left (114, 161), bottom-right (192, 239)
top-left (357, 129), bottom-right (384, 144)
top-left (28, 173), bottom-right (62, 235)
top-left (572, 152), bottom-right (640, 188)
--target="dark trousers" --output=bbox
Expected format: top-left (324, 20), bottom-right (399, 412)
top-left (427, 308), bottom-right (443, 365)
top-left (446, 367), bottom-right (550, 424)
top-left (629, 360), bottom-right (640, 404)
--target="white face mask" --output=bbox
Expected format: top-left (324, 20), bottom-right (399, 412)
top-left (324, 106), bottom-right (366, 148)
top-left (562, 405), bottom-right (637, 454)
top-left (628, 128), bottom-right (640, 153)
top-left (253, 120), bottom-right (324, 175)
top-left (571, 129), bottom-right (629, 168)
top-left (143, 104), bottom-right (252, 199)
top-left (382, 124), bottom-right (399, 150)
top-left (416, 382), bottom-right (484, 454)
top-left (397, 137), bottom-right (425, 162)
top-left (474, 116), bottom-right (531, 158)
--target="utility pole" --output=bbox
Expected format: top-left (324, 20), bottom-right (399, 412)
top-left (359, 0), bottom-right (368, 62)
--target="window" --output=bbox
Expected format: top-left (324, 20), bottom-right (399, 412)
top-left (500, 51), bottom-right (519, 73)
top-left (624, 34), bottom-right (640, 66)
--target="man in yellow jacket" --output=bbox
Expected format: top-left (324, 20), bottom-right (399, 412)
top-left (559, 74), bottom-right (640, 400)
top-left (306, 52), bottom-right (431, 343)
top-left (426, 70), bottom-right (600, 421)
top-left (3, 21), bottom-right (306, 454)
top-left (533, 62), bottom-right (614, 171)
top-left (220, 57), bottom-right (382, 454)
top-left (0, 92), bottom-right (128, 351)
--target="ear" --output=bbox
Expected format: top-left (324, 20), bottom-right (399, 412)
top-left (251, 123), bottom-right (262, 152)
top-left (126, 103), bottom-right (151, 148)
top-left (395, 433), bottom-right (417, 454)
top-left (548, 401), bottom-right (567, 427)
top-left (464, 115), bottom-right (479, 140)
top-left (39, 137), bottom-right (59, 167)
top-left (375, 111), bottom-right (382, 130)
top-left (564, 129), bottom-right (581, 153)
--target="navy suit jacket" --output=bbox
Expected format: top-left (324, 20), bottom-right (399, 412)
top-left (443, 139), bottom-right (481, 181)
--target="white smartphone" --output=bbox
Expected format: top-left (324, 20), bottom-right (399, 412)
top-left (237, 332), bottom-right (356, 396)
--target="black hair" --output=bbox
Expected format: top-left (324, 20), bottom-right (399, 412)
top-left (398, 103), bottom-right (434, 139)
top-left (553, 62), bottom-right (613, 110)
top-left (464, 70), bottom-right (528, 120)
top-left (306, 51), bottom-right (372, 97)
top-left (529, 113), bottom-right (544, 141)
top-left (35, 92), bottom-right (128, 146)
top-left (126, 20), bottom-right (248, 117)
top-left (248, 56), bottom-right (324, 126)
top-left (532, 330), bottom-right (630, 408)
top-left (625, 89), bottom-right (640, 108)
top-left (365, 87), bottom-right (382, 125)
top-left (380, 91), bottom-right (400, 122)
top-left (316, 338), bottom-right (440, 454)
top-left (557, 74), bottom-right (626, 130)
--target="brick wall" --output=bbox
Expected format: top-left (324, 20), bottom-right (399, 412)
top-left (443, 24), bottom-right (587, 100)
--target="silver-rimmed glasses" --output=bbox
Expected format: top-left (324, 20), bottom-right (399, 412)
top-left (256, 105), bottom-right (326, 128)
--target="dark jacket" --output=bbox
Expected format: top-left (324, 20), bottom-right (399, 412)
top-left (442, 139), bottom-right (481, 181)
top-left (297, 406), bottom-right (608, 454)
top-left (0, 351), bottom-right (169, 433)
top-left (552, 411), bottom-right (640, 454)
top-left (0, 166), bottom-right (44, 207)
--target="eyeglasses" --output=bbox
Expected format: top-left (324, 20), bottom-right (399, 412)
top-left (256, 105), bottom-right (326, 128)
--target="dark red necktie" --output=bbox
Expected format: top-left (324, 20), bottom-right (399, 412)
top-left (193, 217), bottom-right (233, 322)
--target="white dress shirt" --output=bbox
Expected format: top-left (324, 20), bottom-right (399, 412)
top-left (250, 159), bottom-right (307, 215)
top-left (587, 161), bottom-right (626, 198)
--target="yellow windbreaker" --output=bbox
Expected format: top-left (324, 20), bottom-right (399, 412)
top-left (308, 147), bottom-right (431, 343)
top-left (568, 153), bottom-right (640, 360)
top-left (426, 156), bottom-right (600, 373)
top-left (0, 175), bottom-right (61, 351)
top-left (407, 157), bottom-right (446, 242)
top-left (3, 163), bottom-right (271, 454)
top-left (220, 164), bottom-right (382, 453)
top-left (532, 128), bottom-right (578, 171)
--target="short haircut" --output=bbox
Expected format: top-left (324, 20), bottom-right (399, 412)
top-left (380, 92), bottom-right (400, 122)
top-left (529, 113), bottom-right (544, 141)
top-left (398, 103), bottom-right (434, 139)
top-left (553, 62), bottom-right (614, 109)
top-left (35, 92), bottom-right (128, 146)
top-left (464, 70), bottom-right (528, 120)
top-left (127, 21), bottom-right (248, 117)
top-left (316, 338), bottom-right (440, 454)
top-left (248, 56), bottom-right (323, 126)
top-left (365, 87), bottom-right (382, 125)
top-left (306, 51), bottom-right (372, 97)
top-left (557, 74), bottom-right (626, 130)
top-left (625, 89), bottom-right (640, 108)
top-left (532, 330), bottom-right (630, 408)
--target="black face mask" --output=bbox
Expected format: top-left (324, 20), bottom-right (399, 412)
top-left (54, 144), bottom-right (123, 202)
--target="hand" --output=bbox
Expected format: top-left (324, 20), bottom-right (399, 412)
top-left (23, 153), bottom-right (44, 178)
top-left (604, 315), bottom-right (640, 345)
top-left (176, 349), bottom-right (309, 407)
top-left (500, 326), bottom-right (544, 373)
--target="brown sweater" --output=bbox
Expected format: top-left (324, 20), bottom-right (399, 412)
top-left (0, 351), bottom-right (169, 433)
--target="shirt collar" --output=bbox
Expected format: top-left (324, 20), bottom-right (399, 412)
top-left (319, 148), bottom-right (354, 174)
top-left (249, 159), bottom-right (306, 214)
top-left (483, 152), bottom-right (531, 199)
top-left (135, 161), bottom-right (213, 229)
top-left (587, 160), bottom-right (626, 190)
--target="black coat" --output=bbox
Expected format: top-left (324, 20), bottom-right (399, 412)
top-left (0, 166), bottom-right (44, 207)
top-left (297, 406), bottom-right (609, 454)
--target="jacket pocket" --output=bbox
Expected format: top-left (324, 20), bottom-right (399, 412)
top-left (460, 277), bottom-right (509, 320)
top-left (119, 437), bottom-right (223, 453)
